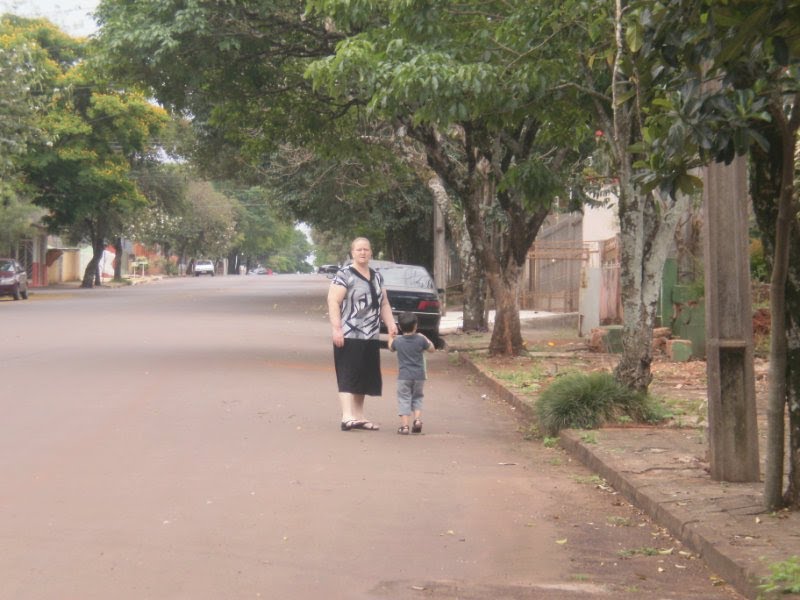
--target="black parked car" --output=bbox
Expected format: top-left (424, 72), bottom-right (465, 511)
top-left (374, 263), bottom-right (443, 348)
top-left (0, 258), bottom-right (29, 300)
top-left (318, 264), bottom-right (339, 275)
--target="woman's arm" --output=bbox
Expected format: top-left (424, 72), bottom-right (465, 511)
top-left (327, 284), bottom-right (347, 347)
top-left (379, 291), bottom-right (397, 337)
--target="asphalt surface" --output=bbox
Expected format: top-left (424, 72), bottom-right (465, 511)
top-left (444, 313), bottom-right (800, 600)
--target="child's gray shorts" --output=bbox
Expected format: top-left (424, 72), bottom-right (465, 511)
top-left (397, 379), bottom-right (425, 415)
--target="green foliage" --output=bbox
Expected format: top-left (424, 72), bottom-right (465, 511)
top-left (3, 15), bottom-right (168, 272)
top-left (536, 372), bottom-right (667, 436)
top-left (0, 17), bottom-right (56, 251)
top-left (759, 556), bottom-right (800, 596)
top-left (542, 436), bottom-right (559, 448)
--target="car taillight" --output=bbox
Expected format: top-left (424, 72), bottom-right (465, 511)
top-left (417, 300), bottom-right (440, 311)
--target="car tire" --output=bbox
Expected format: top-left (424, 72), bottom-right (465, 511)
top-left (12, 287), bottom-right (20, 300)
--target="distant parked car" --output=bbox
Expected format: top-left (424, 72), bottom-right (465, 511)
top-left (248, 266), bottom-right (273, 275)
top-left (373, 263), bottom-right (443, 348)
top-left (194, 260), bottom-right (215, 276)
top-left (0, 258), bottom-right (29, 300)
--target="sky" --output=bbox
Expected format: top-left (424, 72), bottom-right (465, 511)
top-left (1, 0), bottom-right (99, 36)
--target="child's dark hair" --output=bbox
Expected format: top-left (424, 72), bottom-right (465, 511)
top-left (398, 311), bottom-right (417, 333)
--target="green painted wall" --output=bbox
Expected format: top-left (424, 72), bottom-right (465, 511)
top-left (660, 258), bottom-right (706, 359)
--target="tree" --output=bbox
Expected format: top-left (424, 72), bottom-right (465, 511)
top-left (306, 0), bottom-right (594, 355)
top-left (0, 17), bottom-right (50, 254)
top-left (93, 0), bottom-right (343, 162)
top-left (261, 140), bottom-right (435, 266)
top-left (170, 181), bottom-right (238, 262)
top-left (568, 0), bottom-right (704, 392)
top-left (31, 68), bottom-right (168, 287)
top-left (93, 1), bottom-right (441, 272)
top-left (6, 17), bottom-right (168, 287)
top-left (218, 184), bottom-right (313, 273)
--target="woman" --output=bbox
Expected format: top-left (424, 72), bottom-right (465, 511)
top-left (327, 237), bottom-right (397, 431)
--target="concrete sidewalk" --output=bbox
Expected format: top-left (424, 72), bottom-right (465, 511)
top-left (439, 309), bottom-right (575, 333)
top-left (445, 319), bottom-right (800, 600)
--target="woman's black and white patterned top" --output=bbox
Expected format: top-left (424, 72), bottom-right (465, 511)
top-left (331, 266), bottom-right (386, 340)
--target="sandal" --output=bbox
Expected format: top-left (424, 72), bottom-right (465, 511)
top-left (341, 420), bottom-right (357, 431)
top-left (397, 425), bottom-right (410, 435)
top-left (412, 419), bottom-right (423, 434)
top-left (352, 420), bottom-right (380, 431)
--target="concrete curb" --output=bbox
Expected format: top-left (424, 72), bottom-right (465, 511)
top-left (558, 430), bottom-right (762, 599)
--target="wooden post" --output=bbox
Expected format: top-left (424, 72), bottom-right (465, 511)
top-left (703, 156), bottom-right (760, 481)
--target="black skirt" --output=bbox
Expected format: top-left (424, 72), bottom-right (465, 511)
top-left (333, 338), bottom-right (382, 396)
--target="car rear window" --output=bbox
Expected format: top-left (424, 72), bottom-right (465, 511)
top-left (377, 267), bottom-right (434, 289)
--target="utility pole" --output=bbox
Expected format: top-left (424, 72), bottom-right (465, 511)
top-left (702, 155), bottom-right (760, 481)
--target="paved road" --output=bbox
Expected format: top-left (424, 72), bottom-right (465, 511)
top-left (1, 276), bottom-right (741, 599)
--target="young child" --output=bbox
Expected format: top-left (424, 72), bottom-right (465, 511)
top-left (388, 311), bottom-right (435, 435)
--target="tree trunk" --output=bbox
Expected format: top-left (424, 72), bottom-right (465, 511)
top-left (113, 237), bottom-right (123, 281)
top-left (82, 238), bottom-right (106, 289)
top-left (784, 196), bottom-right (800, 509)
top-left (427, 174), bottom-right (488, 329)
top-left (487, 261), bottom-right (524, 355)
top-left (763, 180), bottom-right (791, 510)
top-left (460, 215), bottom-right (488, 332)
top-left (762, 123), bottom-right (796, 510)
top-left (787, 312), bottom-right (800, 508)
top-left (750, 110), bottom-right (800, 510)
top-left (614, 187), bottom-right (690, 393)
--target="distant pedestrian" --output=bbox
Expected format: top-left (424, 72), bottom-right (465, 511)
top-left (388, 311), bottom-right (435, 435)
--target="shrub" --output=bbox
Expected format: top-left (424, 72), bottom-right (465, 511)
top-left (535, 371), bottom-right (666, 436)
top-left (759, 556), bottom-right (800, 596)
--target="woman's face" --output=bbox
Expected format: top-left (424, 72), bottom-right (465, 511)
top-left (351, 239), bottom-right (372, 265)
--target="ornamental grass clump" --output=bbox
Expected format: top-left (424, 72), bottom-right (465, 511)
top-left (535, 371), bottom-right (666, 436)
